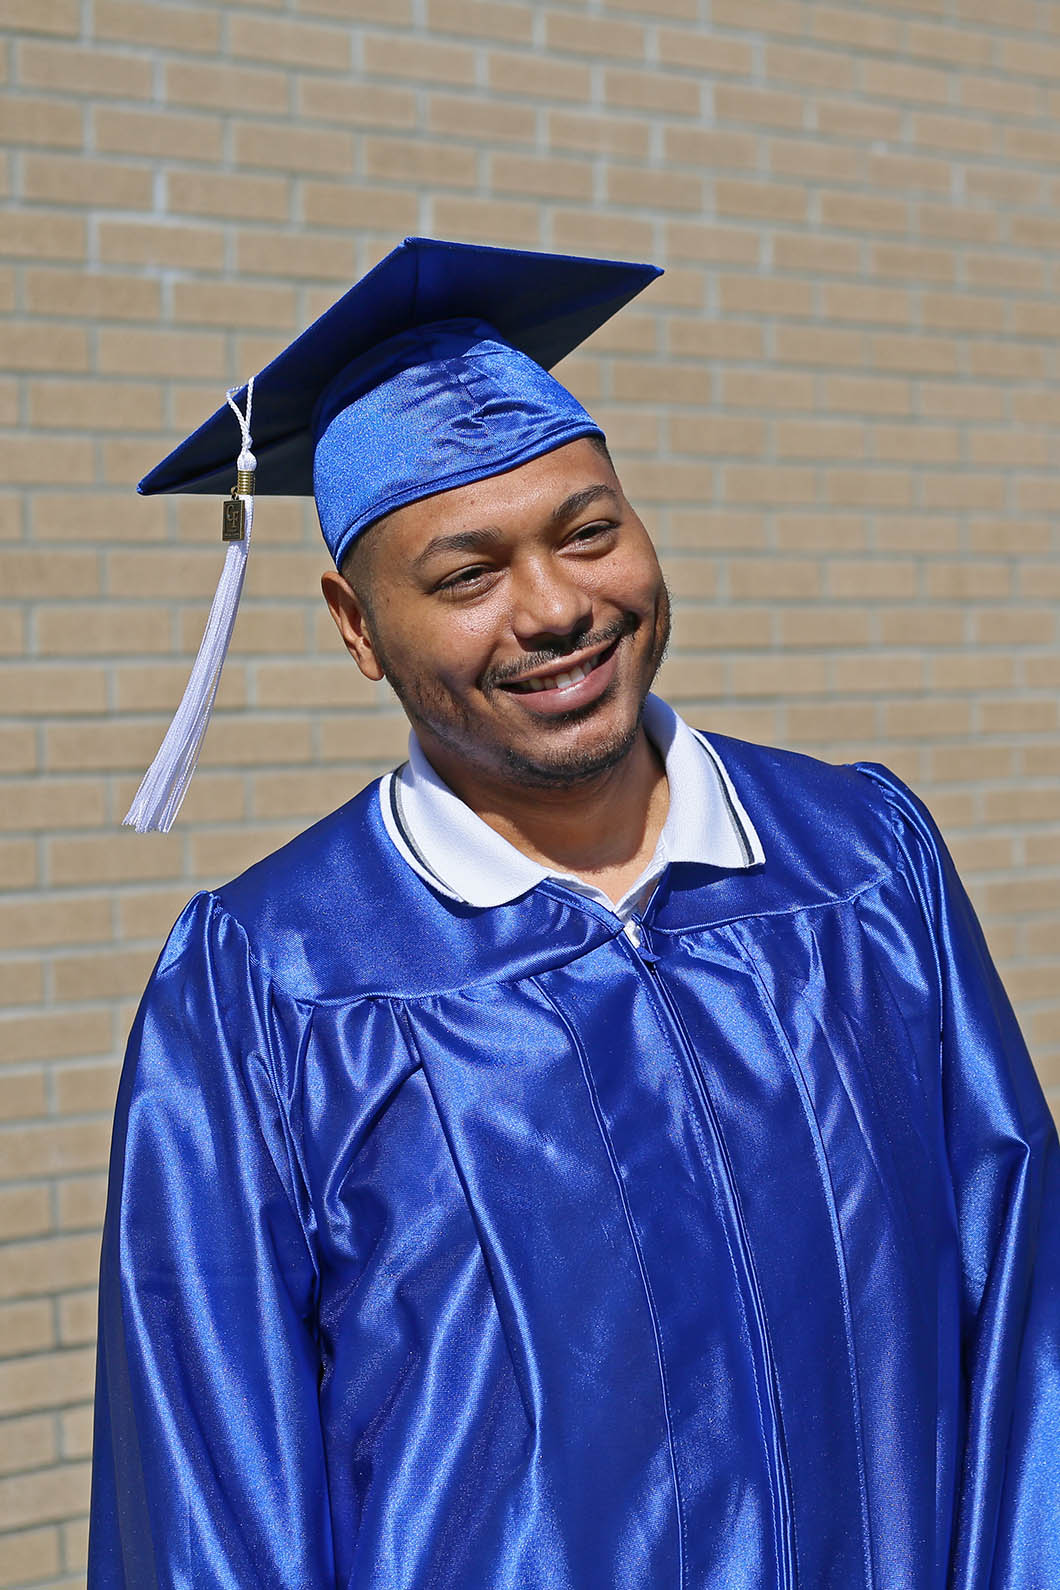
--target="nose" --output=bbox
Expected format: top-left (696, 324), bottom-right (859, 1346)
top-left (508, 555), bottom-right (594, 650)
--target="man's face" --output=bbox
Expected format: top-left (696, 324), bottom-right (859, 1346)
top-left (325, 438), bottom-right (671, 792)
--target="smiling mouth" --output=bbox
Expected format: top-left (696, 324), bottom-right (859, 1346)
top-left (502, 637), bottom-right (620, 695)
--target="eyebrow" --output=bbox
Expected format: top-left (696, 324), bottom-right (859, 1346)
top-left (410, 485), bottom-right (621, 571)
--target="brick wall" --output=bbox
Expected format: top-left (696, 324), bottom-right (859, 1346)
top-left (2, 0), bottom-right (1058, 1581)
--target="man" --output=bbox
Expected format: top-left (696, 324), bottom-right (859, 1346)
top-left (90, 239), bottom-right (1059, 1588)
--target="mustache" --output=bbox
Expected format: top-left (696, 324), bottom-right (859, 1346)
top-left (482, 613), bottom-right (638, 692)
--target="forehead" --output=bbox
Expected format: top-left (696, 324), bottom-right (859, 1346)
top-left (377, 437), bottom-right (616, 557)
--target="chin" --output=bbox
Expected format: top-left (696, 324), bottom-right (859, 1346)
top-left (497, 692), bottom-right (646, 789)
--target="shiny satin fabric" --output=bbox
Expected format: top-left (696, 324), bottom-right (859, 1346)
top-left (88, 738), bottom-right (1060, 1588)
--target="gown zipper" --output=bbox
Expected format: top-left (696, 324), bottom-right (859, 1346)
top-left (622, 912), bottom-right (797, 1590)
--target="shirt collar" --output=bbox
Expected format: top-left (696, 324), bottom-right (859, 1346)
top-left (378, 693), bottom-right (764, 911)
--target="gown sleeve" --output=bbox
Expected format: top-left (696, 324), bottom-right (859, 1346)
top-left (88, 891), bottom-right (335, 1589)
top-left (861, 764), bottom-right (1060, 1590)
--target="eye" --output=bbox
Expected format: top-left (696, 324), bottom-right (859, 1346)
top-left (436, 564), bottom-right (491, 595)
top-left (568, 520), bottom-right (616, 546)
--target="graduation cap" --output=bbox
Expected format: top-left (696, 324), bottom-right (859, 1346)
top-left (124, 235), bottom-right (663, 833)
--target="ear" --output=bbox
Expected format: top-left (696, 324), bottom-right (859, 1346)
top-left (320, 570), bottom-right (385, 682)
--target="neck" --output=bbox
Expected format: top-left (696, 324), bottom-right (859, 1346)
top-left (418, 725), bottom-right (669, 905)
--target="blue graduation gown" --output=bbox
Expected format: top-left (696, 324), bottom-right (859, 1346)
top-left (88, 737), bottom-right (1060, 1588)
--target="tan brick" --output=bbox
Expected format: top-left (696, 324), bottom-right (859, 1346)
top-left (714, 83), bottom-right (804, 130)
top-left (0, 1413), bottom-right (56, 1477)
top-left (875, 430), bottom-right (962, 470)
top-left (871, 242), bottom-right (955, 283)
top-left (96, 104), bottom-right (222, 162)
top-left (786, 701), bottom-right (876, 745)
top-left (775, 514), bottom-right (865, 551)
top-left (723, 369), bottom-right (816, 411)
top-left (552, 210), bottom-right (658, 258)
top-left (113, 660), bottom-right (244, 713)
top-left (53, 1058), bottom-right (123, 1113)
top-left (605, 66), bottom-right (700, 117)
top-left (426, 0), bottom-right (531, 41)
top-left (969, 340), bottom-right (1046, 380)
top-left (0, 92), bottom-right (82, 148)
top-left (296, 75), bottom-right (416, 129)
top-left (886, 698), bottom-right (974, 740)
top-left (670, 608), bottom-right (769, 653)
top-left (710, 0), bottom-right (806, 35)
top-left (97, 327), bottom-right (226, 381)
top-left (168, 168), bottom-right (290, 223)
top-left (95, 0), bottom-right (220, 51)
top-left (966, 252), bottom-right (1045, 293)
top-left (1, 1007), bottom-right (112, 1063)
top-left (0, 1233), bottom-right (103, 1301)
top-left (57, 1172), bottom-right (107, 1232)
top-left (0, 1460), bottom-right (90, 1531)
top-left (670, 414), bottom-right (767, 456)
top-left (364, 31), bottom-right (474, 84)
top-left (544, 108), bottom-right (647, 159)
top-left (716, 178), bottom-right (807, 225)
top-left (233, 119), bottom-right (354, 175)
top-left (778, 607), bottom-right (870, 648)
top-left (0, 1298), bottom-right (53, 1355)
top-left (165, 60), bottom-right (285, 119)
top-left (229, 13), bottom-right (352, 69)
top-left (46, 832), bottom-right (183, 887)
top-left (768, 137), bottom-right (859, 184)
top-left (235, 226), bottom-right (357, 281)
top-left (171, 282), bottom-right (296, 336)
top-left (0, 323), bottom-right (87, 372)
top-left (724, 464), bottom-right (820, 505)
top-left (0, 437), bottom-right (93, 486)
top-left (665, 221), bottom-right (759, 265)
top-left (297, 0), bottom-right (411, 17)
top-left (826, 559), bottom-right (917, 599)
top-left (776, 420), bottom-right (864, 459)
top-left (0, 949), bottom-right (44, 1001)
top-left (667, 510), bottom-right (768, 550)
top-left (766, 42), bottom-right (853, 90)
top-left (99, 219), bottom-right (224, 272)
top-left (822, 283), bottom-right (911, 325)
top-left (17, 40), bottom-right (151, 98)
top-left (612, 460), bottom-right (714, 504)
top-left (363, 133), bottom-right (478, 187)
top-left (861, 58), bottom-right (951, 105)
top-left (810, 5), bottom-right (899, 51)
top-left (729, 559), bottom-right (821, 600)
top-left (917, 203), bottom-right (997, 246)
top-left (546, 11), bottom-right (645, 58)
top-left (0, 779), bottom-right (106, 835)
top-left (30, 379), bottom-right (163, 433)
top-left (0, 1069), bottom-right (46, 1121)
top-left (22, 151), bottom-right (153, 208)
top-left (911, 111), bottom-right (994, 157)
top-left (0, 1525), bottom-right (61, 1588)
top-left (0, 841), bottom-right (38, 893)
top-left (429, 92), bottom-right (535, 145)
top-left (664, 126), bottom-right (757, 174)
top-left (667, 319), bottom-right (763, 361)
top-left (0, 1185), bottom-right (50, 1242)
top-left (0, 212), bottom-right (85, 260)
top-left (24, 267), bottom-right (160, 322)
top-left (962, 72), bottom-right (1043, 119)
top-left (772, 232), bottom-right (861, 276)
top-left (60, 1398), bottom-right (94, 1454)
top-left (776, 325), bottom-right (863, 367)
top-left (815, 96), bottom-right (902, 142)
top-left (658, 28), bottom-right (752, 74)
top-left (607, 165), bottom-right (701, 212)
top-left (820, 191), bottom-right (902, 232)
top-left (189, 823), bottom-right (301, 882)
top-left (728, 654), bottom-right (829, 697)
top-left (825, 470), bottom-right (914, 508)
top-left (870, 333), bottom-right (957, 375)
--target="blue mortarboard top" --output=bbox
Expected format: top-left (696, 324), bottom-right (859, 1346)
top-left (139, 235), bottom-right (662, 569)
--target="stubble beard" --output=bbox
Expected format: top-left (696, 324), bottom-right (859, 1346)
top-left (379, 582), bottom-right (672, 792)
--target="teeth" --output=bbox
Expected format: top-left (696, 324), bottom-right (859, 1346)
top-left (515, 657), bottom-right (595, 693)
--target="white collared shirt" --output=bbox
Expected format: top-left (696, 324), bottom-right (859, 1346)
top-left (379, 693), bottom-right (764, 921)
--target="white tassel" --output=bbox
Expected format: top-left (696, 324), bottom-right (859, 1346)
top-left (123, 381), bottom-right (256, 834)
